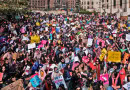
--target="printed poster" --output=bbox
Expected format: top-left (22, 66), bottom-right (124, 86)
top-left (99, 48), bottom-right (107, 61)
top-left (108, 51), bottom-right (121, 62)
top-left (30, 75), bottom-right (41, 87)
top-left (100, 74), bottom-right (109, 85)
top-left (53, 75), bottom-right (67, 89)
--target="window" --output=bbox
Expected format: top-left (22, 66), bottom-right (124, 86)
top-left (87, 6), bottom-right (89, 9)
top-left (92, 6), bottom-right (93, 9)
top-left (107, 4), bottom-right (109, 9)
top-left (114, 0), bottom-right (116, 8)
top-left (120, 0), bottom-right (122, 8)
top-left (92, 1), bottom-right (93, 5)
top-left (87, 1), bottom-right (89, 5)
top-left (102, 0), bottom-right (104, 2)
top-left (107, 0), bottom-right (109, 2)
top-left (129, 0), bottom-right (130, 8)
top-left (84, 1), bottom-right (86, 5)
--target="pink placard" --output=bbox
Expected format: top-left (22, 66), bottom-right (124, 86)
top-left (38, 44), bottom-right (43, 48)
top-left (82, 56), bottom-right (89, 64)
top-left (41, 40), bottom-right (47, 45)
top-left (0, 73), bottom-right (3, 81)
top-left (100, 74), bottom-right (109, 85)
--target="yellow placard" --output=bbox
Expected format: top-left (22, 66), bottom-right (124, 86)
top-left (108, 51), bottom-right (121, 62)
top-left (36, 22), bottom-right (40, 26)
top-left (31, 35), bottom-right (40, 43)
top-left (99, 48), bottom-right (107, 61)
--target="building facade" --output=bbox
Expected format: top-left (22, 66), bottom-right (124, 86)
top-left (29, 0), bottom-right (76, 10)
top-left (80, 0), bottom-right (130, 16)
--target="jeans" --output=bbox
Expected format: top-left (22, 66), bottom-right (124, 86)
top-left (107, 86), bottom-right (122, 90)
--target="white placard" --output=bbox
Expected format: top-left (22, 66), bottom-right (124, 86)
top-left (87, 38), bottom-right (93, 47)
top-left (126, 34), bottom-right (130, 41)
top-left (123, 82), bottom-right (130, 90)
top-left (28, 43), bottom-right (36, 49)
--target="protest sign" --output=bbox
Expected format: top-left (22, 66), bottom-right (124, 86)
top-left (28, 43), bottom-right (36, 49)
top-left (0, 73), bottom-right (3, 81)
top-left (82, 56), bottom-right (89, 64)
top-left (108, 51), bottom-right (121, 62)
top-left (1, 79), bottom-right (24, 90)
top-left (53, 75), bottom-right (67, 89)
top-left (126, 34), bottom-right (130, 41)
top-left (39, 68), bottom-right (46, 81)
top-left (123, 82), bottom-right (130, 90)
top-left (122, 53), bottom-right (130, 64)
top-left (100, 74), bottom-right (109, 85)
top-left (36, 22), bottom-right (40, 26)
top-left (30, 75), bottom-right (41, 87)
top-left (87, 38), bottom-right (93, 47)
top-left (99, 48), bottom-right (107, 61)
top-left (31, 35), bottom-right (40, 43)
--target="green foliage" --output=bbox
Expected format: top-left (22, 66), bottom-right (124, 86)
top-left (79, 10), bottom-right (98, 15)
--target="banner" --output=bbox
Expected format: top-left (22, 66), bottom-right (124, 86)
top-left (87, 38), bottom-right (93, 47)
top-left (39, 68), bottom-right (46, 81)
top-left (99, 48), bottom-right (107, 61)
top-left (30, 75), bottom-right (42, 87)
top-left (108, 51), bottom-right (121, 62)
top-left (28, 43), bottom-right (36, 49)
top-left (31, 35), bottom-right (40, 43)
top-left (100, 74), bottom-right (109, 85)
top-left (1, 79), bottom-right (24, 90)
top-left (53, 75), bottom-right (67, 89)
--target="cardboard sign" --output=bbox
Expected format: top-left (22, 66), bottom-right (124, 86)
top-left (100, 74), bottom-right (109, 85)
top-left (108, 51), bottom-right (121, 62)
top-left (126, 34), bottom-right (130, 41)
top-left (87, 38), bottom-right (93, 47)
top-left (53, 75), bottom-right (67, 89)
top-left (99, 48), bottom-right (107, 61)
top-left (31, 35), bottom-right (40, 43)
top-left (1, 79), bottom-right (24, 90)
top-left (0, 73), bottom-right (3, 81)
top-left (28, 43), bottom-right (36, 49)
top-left (39, 68), bottom-right (46, 81)
top-left (30, 75), bottom-right (42, 87)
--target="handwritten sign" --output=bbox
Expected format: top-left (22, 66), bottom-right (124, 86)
top-left (99, 48), bottom-right (107, 61)
top-left (28, 43), bottom-right (36, 49)
top-left (30, 75), bottom-right (41, 87)
top-left (1, 79), bottom-right (24, 90)
top-left (31, 35), bottom-right (40, 43)
top-left (100, 74), bottom-right (109, 85)
top-left (108, 51), bottom-right (121, 62)
top-left (122, 53), bottom-right (130, 64)
top-left (53, 75), bottom-right (67, 89)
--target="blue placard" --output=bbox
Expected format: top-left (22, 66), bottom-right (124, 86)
top-left (30, 75), bottom-right (41, 87)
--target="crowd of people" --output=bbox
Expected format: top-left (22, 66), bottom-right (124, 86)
top-left (0, 12), bottom-right (130, 90)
